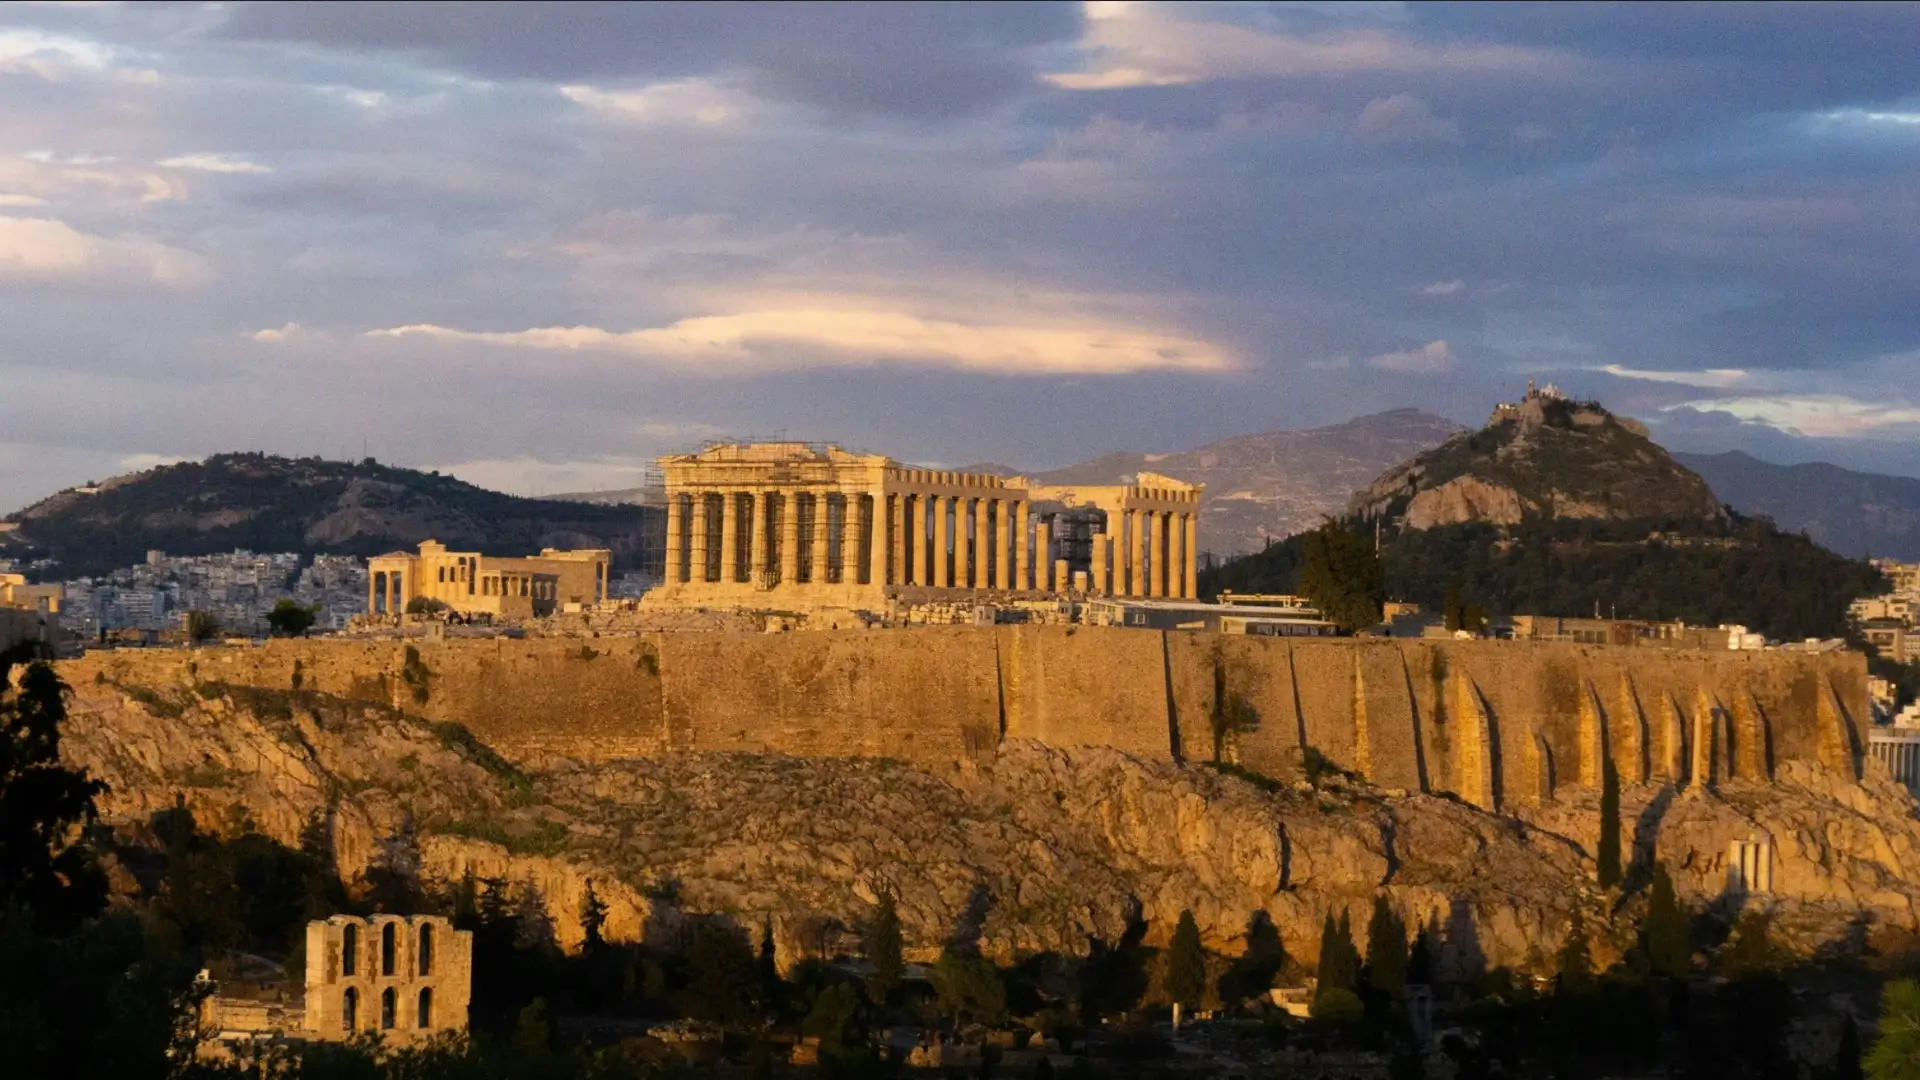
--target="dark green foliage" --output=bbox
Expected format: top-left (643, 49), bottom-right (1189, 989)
top-left (1218, 910), bottom-right (1285, 1008)
top-left (1641, 862), bottom-right (1690, 978)
top-left (1313, 909), bottom-right (1362, 1016)
top-left (1407, 920), bottom-right (1438, 986)
top-left (1597, 759), bottom-right (1623, 890)
top-left (1364, 895), bottom-right (1409, 998)
top-left (6, 452), bottom-right (658, 581)
top-left (185, 609), bottom-right (222, 642)
top-left (1719, 909), bottom-right (1780, 980)
top-left (1867, 979), bottom-right (1920, 1080)
top-left (579, 881), bottom-right (608, 952)
top-left (803, 982), bottom-right (863, 1053)
top-left (0, 655), bottom-right (108, 933)
top-left (681, 922), bottom-right (763, 1028)
top-left (0, 906), bottom-right (201, 1080)
top-left (511, 996), bottom-right (553, 1055)
top-left (266, 598), bottom-right (318, 637)
top-left (1297, 521), bottom-right (1386, 633)
top-left (931, 949), bottom-right (1008, 1027)
top-left (1208, 512), bottom-right (1881, 643)
top-left (1556, 908), bottom-right (1592, 992)
top-left (864, 890), bottom-right (904, 1005)
top-left (1165, 909), bottom-right (1208, 1010)
top-left (1077, 916), bottom-right (1151, 1024)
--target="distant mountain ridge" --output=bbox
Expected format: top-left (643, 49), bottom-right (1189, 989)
top-left (1021, 408), bottom-right (1464, 556)
top-left (1675, 450), bottom-right (1920, 560)
top-left (2, 453), bottom-right (659, 580)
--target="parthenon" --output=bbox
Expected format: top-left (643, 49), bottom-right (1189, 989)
top-left (649, 442), bottom-right (1202, 610)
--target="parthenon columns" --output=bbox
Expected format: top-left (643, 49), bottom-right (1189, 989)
top-left (720, 494), bottom-right (740, 584)
top-left (1014, 502), bottom-right (1031, 591)
top-left (688, 494), bottom-right (710, 584)
top-left (1184, 513), bottom-right (1199, 598)
top-left (933, 496), bottom-right (950, 589)
top-left (1034, 521), bottom-right (1051, 591)
top-left (808, 494), bottom-right (830, 584)
top-left (750, 493), bottom-right (771, 583)
top-left (974, 498), bottom-right (990, 588)
top-left (954, 497), bottom-right (972, 590)
top-left (840, 494), bottom-right (864, 584)
top-left (664, 495), bottom-right (685, 584)
top-left (779, 492), bottom-right (800, 586)
top-left (1149, 511), bottom-right (1166, 597)
top-left (1128, 510), bottom-right (1146, 597)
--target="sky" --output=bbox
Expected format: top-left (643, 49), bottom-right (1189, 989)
top-left (2, 1), bottom-right (1919, 508)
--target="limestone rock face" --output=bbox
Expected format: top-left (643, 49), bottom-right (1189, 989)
top-left (56, 677), bottom-right (1920, 974)
top-left (1403, 476), bottom-right (1529, 529)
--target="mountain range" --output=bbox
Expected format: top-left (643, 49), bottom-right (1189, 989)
top-left (1674, 450), bottom-right (1920, 560)
top-left (1, 453), bottom-right (660, 580)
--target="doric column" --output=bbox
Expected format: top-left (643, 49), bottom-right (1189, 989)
top-left (933, 495), bottom-right (950, 589)
top-left (664, 495), bottom-right (685, 585)
top-left (1034, 521), bottom-right (1051, 592)
top-left (1175, 511), bottom-right (1190, 595)
top-left (974, 498), bottom-right (991, 588)
top-left (1126, 509), bottom-right (1145, 597)
top-left (779, 491), bottom-right (801, 587)
top-left (1159, 507), bottom-right (1175, 595)
top-left (1014, 501), bottom-right (1030, 591)
top-left (888, 494), bottom-right (905, 585)
top-left (689, 494), bottom-right (710, 584)
top-left (717, 494), bottom-right (739, 584)
top-left (904, 494), bottom-right (924, 586)
top-left (749, 493), bottom-right (770, 583)
top-left (953, 497), bottom-right (971, 591)
top-left (1144, 507), bottom-right (1159, 595)
top-left (867, 493), bottom-right (886, 587)
top-left (808, 493), bottom-right (830, 586)
top-left (1091, 534), bottom-right (1109, 596)
top-left (839, 494), bottom-right (862, 585)
top-left (368, 572), bottom-right (379, 614)
top-left (994, 500), bottom-right (1012, 590)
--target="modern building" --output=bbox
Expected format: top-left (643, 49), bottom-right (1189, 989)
top-left (0, 573), bottom-right (61, 655)
top-left (648, 442), bottom-right (1204, 611)
top-left (1083, 597), bottom-right (1335, 635)
top-left (367, 540), bottom-right (611, 620)
top-left (1869, 704), bottom-right (1920, 797)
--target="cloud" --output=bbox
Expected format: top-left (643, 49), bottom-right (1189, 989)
top-left (368, 305), bottom-right (1236, 376)
top-left (1048, 6), bottom-right (1569, 90)
top-left (1366, 340), bottom-right (1457, 373)
top-left (0, 215), bottom-right (206, 285)
top-left (1600, 364), bottom-right (1747, 388)
top-left (1357, 93), bottom-right (1461, 143)
top-left (251, 322), bottom-right (303, 342)
top-left (559, 79), bottom-right (749, 126)
top-left (158, 153), bottom-right (273, 174)
top-left (1668, 395), bottom-right (1920, 439)
top-left (0, 193), bottom-right (48, 207)
top-left (0, 28), bottom-right (113, 80)
top-left (1419, 279), bottom-right (1465, 296)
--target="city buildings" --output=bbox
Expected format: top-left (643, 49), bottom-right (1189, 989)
top-left (54, 550), bottom-right (368, 637)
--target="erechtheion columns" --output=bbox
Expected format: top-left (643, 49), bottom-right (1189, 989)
top-left (649, 443), bottom-right (1203, 611)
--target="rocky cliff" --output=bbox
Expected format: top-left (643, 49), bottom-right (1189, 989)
top-left (56, 668), bottom-right (1920, 976)
top-left (1349, 396), bottom-right (1724, 530)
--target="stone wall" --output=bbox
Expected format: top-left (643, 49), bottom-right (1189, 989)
top-left (58, 629), bottom-right (1869, 795)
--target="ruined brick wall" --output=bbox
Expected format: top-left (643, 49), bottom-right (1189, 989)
top-left (57, 630), bottom-right (1869, 794)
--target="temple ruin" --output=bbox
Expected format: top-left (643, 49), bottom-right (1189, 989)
top-left (648, 442), bottom-right (1202, 611)
top-left (367, 540), bottom-right (610, 620)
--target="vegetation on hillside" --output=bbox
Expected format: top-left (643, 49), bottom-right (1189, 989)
top-left (4, 452), bottom-right (658, 579)
top-left (1206, 513), bottom-right (1882, 642)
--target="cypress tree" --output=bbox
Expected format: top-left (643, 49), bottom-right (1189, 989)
top-left (1166, 910), bottom-right (1208, 1013)
top-left (1642, 861), bottom-right (1690, 978)
top-left (1317, 909), bottom-right (1360, 994)
top-left (1597, 759), bottom-right (1623, 890)
top-left (865, 890), bottom-right (905, 1006)
top-left (1364, 895), bottom-right (1408, 997)
top-left (1556, 908), bottom-right (1592, 992)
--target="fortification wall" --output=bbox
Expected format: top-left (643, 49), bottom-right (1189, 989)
top-left (57, 630), bottom-right (1870, 796)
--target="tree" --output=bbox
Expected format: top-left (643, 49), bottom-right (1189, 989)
top-left (1555, 908), bottom-right (1592, 992)
top-left (1640, 862), bottom-right (1690, 978)
top-left (184, 609), bottom-right (221, 642)
top-left (803, 982), bottom-right (863, 1055)
top-left (930, 950), bottom-right (1007, 1028)
top-left (1719, 909), bottom-right (1778, 980)
top-left (1165, 909), bottom-right (1208, 1017)
top-left (512, 996), bottom-right (553, 1055)
top-left (579, 881), bottom-right (608, 954)
top-left (682, 922), bottom-right (763, 1028)
top-left (864, 890), bottom-right (904, 1006)
top-left (1219, 911), bottom-right (1285, 1009)
top-left (1298, 521), bottom-right (1386, 634)
top-left (1364, 896), bottom-right (1409, 999)
top-left (0, 655), bottom-right (108, 933)
top-left (1838, 1012), bottom-right (1864, 1080)
top-left (1597, 759), bottom-right (1623, 890)
top-left (1313, 910), bottom-right (1362, 1017)
top-left (266, 598), bottom-right (318, 637)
